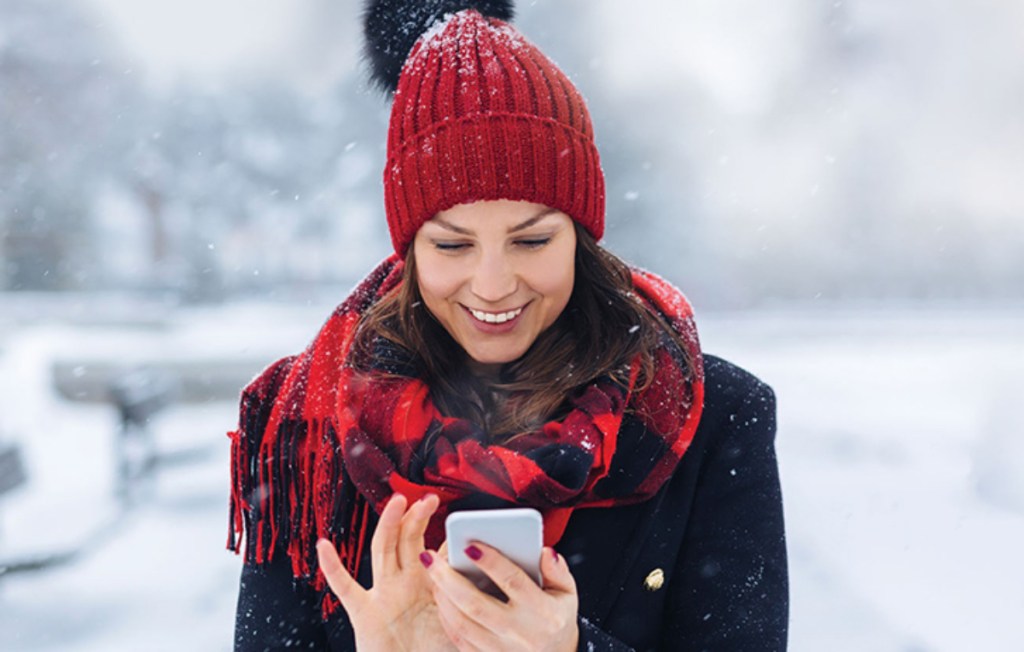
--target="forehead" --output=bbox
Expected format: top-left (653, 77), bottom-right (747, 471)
top-left (424, 200), bottom-right (569, 233)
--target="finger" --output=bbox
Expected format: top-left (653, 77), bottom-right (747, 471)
top-left (423, 550), bottom-right (507, 633)
top-left (397, 493), bottom-right (439, 570)
top-left (540, 546), bottom-right (578, 595)
top-left (433, 586), bottom-right (496, 652)
top-left (433, 599), bottom-right (463, 650)
top-left (370, 493), bottom-right (408, 576)
top-left (463, 541), bottom-right (545, 605)
top-left (316, 539), bottom-right (366, 613)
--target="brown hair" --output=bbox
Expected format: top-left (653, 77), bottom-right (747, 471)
top-left (349, 223), bottom-right (694, 440)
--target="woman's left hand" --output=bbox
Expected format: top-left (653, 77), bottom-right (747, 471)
top-left (421, 543), bottom-right (580, 652)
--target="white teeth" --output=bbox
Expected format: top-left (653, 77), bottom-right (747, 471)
top-left (468, 307), bottom-right (523, 324)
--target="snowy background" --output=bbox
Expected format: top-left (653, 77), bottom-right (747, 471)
top-left (1, 0), bottom-right (1022, 650)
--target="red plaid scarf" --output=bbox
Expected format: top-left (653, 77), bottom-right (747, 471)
top-left (228, 254), bottom-right (704, 615)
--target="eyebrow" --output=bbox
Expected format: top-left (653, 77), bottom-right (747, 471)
top-left (432, 207), bottom-right (560, 235)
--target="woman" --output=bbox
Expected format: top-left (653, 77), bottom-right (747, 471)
top-left (229, 2), bottom-right (788, 650)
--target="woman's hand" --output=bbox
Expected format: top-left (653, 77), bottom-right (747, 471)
top-left (421, 542), bottom-right (580, 652)
top-left (316, 493), bottom-right (457, 652)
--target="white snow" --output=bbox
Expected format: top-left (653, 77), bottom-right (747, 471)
top-left (0, 302), bottom-right (1021, 650)
top-left (700, 307), bottom-right (1024, 651)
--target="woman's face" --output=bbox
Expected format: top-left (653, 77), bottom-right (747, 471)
top-left (413, 199), bottom-right (577, 373)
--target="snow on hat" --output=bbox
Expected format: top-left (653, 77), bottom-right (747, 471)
top-left (363, 0), bottom-right (606, 256)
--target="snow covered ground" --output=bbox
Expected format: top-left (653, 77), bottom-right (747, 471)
top-left (0, 299), bottom-right (1021, 651)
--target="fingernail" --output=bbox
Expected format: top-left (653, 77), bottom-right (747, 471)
top-left (551, 548), bottom-right (559, 562)
top-left (465, 545), bottom-right (482, 561)
top-left (419, 551), bottom-right (433, 568)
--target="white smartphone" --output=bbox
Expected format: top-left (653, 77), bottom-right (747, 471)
top-left (444, 507), bottom-right (543, 598)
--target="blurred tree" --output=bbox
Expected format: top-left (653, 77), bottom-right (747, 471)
top-left (0, 0), bottom-right (135, 290)
top-left (4, 0), bottom-right (1019, 303)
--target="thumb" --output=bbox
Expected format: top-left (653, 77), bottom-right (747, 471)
top-left (540, 546), bottom-right (576, 594)
top-left (317, 539), bottom-right (366, 613)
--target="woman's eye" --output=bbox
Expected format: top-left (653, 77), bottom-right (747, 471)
top-left (516, 237), bottom-right (551, 249)
top-left (434, 242), bottom-right (470, 252)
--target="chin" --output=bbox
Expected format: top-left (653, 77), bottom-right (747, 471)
top-left (465, 346), bottom-right (528, 366)
top-left (468, 353), bottom-right (519, 366)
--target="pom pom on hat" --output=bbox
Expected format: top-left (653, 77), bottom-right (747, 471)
top-left (363, 0), bottom-right (515, 92)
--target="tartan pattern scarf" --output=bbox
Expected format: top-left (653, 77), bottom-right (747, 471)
top-left (228, 254), bottom-right (704, 616)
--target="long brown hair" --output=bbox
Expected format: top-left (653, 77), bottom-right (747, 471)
top-left (349, 223), bottom-right (694, 440)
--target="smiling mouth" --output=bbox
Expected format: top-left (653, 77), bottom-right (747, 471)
top-left (464, 305), bottom-right (525, 324)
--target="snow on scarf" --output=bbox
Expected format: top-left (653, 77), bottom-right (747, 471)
top-left (227, 254), bottom-right (704, 616)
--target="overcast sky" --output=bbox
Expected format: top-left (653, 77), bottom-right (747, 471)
top-left (83, 0), bottom-right (301, 85)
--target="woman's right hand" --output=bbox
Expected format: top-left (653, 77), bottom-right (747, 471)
top-left (316, 493), bottom-right (456, 652)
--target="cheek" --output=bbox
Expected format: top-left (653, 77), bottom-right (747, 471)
top-left (556, 269), bottom-right (575, 310)
top-left (415, 261), bottom-right (460, 310)
top-left (531, 251), bottom-right (575, 306)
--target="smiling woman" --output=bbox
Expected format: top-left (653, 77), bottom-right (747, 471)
top-left (228, 1), bottom-right (788, 650)
top-left (414, 201), bottom-right (577, 372)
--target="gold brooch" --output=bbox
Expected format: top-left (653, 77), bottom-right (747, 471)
top-left (644, 568), bottom-right (665, 591)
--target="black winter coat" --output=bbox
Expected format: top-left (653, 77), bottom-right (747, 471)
top-left (234, 354), bottom-right (789, 651)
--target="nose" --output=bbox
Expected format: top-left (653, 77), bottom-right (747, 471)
top-left (470, 250), bottom-right (517, 303)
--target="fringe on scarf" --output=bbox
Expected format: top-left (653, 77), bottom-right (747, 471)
top-left (227, 257), bottom-right (404, 619)
top-left (228, 362), bottom-right (377, 618)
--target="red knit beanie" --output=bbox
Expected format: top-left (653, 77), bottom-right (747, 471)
top-left (378, 9), bottom-right (605, 256)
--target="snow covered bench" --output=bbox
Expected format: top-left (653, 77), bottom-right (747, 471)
top-left (108, 368), bottom-right (176, 505)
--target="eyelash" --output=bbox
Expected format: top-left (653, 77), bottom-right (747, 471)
top-left (433, 238), bottom-right (552, 252)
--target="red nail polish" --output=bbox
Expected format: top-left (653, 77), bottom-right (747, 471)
top-left (419, 551), bottom-right (433, 568)
top-left (465, 545), bottom-right (482, 561)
